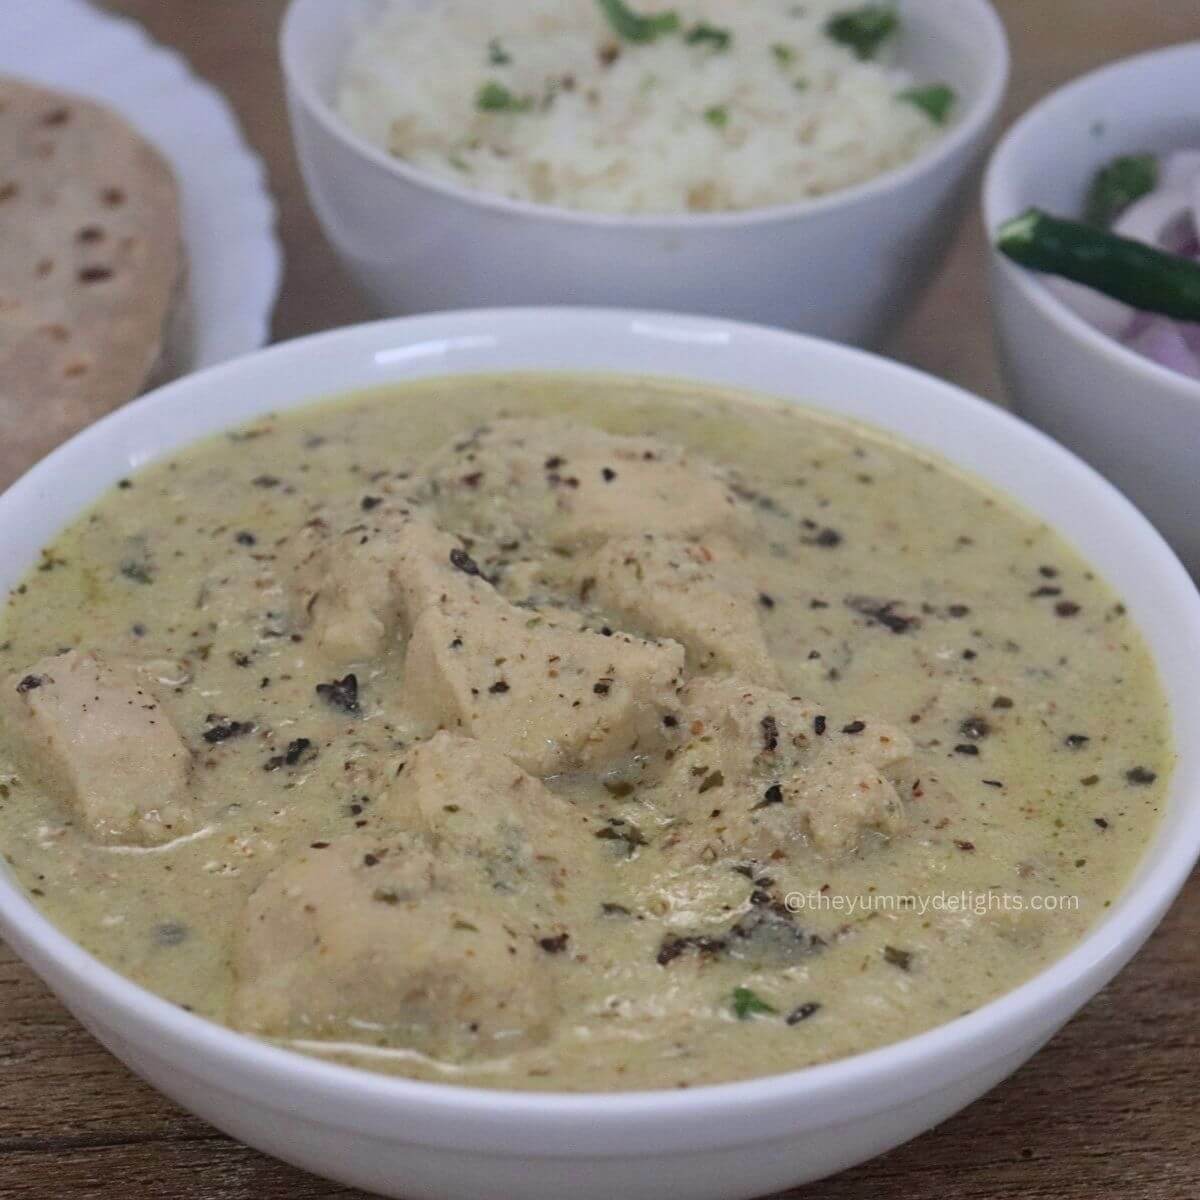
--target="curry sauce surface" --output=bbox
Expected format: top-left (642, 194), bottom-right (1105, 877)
top-left (0, 376), bottom-right (1170, 1089)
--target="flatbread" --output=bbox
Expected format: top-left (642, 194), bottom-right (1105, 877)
top-left (0, 77), bottom-right (185, 482)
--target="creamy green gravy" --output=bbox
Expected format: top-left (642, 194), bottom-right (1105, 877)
top-left (0, 375), bottom-right (1171, 1090)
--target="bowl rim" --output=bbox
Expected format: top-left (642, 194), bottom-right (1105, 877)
top-left (0, 307), bottom-right (1197, 1141)
top-left (982, 39), bottom-right (1200, 403)
top-left (279, 0), bottom-right (1010, 231)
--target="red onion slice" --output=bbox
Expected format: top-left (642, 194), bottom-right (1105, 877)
top-left (1045, 277), bottom-right (1132, 338)
top-left (1113, 186), bottom-right (1194, 253)
top-left (1125, 315), bottom-right (1200, 379)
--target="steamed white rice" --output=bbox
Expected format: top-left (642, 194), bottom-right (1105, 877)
top-left (337, 0), bottom-right (948, 215)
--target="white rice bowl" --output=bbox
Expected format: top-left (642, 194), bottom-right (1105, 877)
top-left (336, 0), bottom-right (950, 214)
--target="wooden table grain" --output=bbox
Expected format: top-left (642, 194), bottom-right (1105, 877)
top-left (2, 2), bottom-right (1198, 1197)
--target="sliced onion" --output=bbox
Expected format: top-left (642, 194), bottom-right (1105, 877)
top-left (1125, 315), bottom-right (1200, 379)
top-left (1045, 277), bottom-right (1132, 339)
top-left (1113, 186), bottom-right (1195, 253)
top-left (1178, 320), bottom-right (1200, 357)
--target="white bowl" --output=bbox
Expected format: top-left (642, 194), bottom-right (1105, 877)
top-left (280, 0), bottom-right (1008, 345)
top-left (984, 42), bottom-right (1200, 576)
top-left (1, 310), bottom-right (1198, 1200)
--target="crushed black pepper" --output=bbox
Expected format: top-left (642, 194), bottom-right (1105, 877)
top-left (316, 673), bottom-right (360, 715)
top-left (846, 596), bottom-right (918, 634)
top-left (264, 738), bottom-right (315, 771)
top-left (202, 719), bottom-right (253, 744)
top-left (752, 783), bottom-right (784, 810)
top-left (760, 714), bottom-right (779, 752)
top-left (449, 547), bottom-right (482, 576)
top-left (785, 1001), bottom-right (821, 1025)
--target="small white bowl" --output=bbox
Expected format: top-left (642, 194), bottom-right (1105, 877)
top-left (0, 309), bottom-right (1198, 1200)
top-left (280, 0), bottom-right (1008, 345)
top-left (984, 42), bottom-right (1200, 576)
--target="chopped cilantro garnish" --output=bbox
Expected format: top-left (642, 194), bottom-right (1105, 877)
top-left (476, 81), bottom-right (534, 113)
top-left (704, 105), bottom-right (729, 129)
top-left (825, 5), bottom-right (898, 60)
top-left (596, 0), bottom-right (679, 43)
top-left (898, 83), bottom-right (956, 125)
top-left (771, 43), bottom-right (795, 65)
top-left (732, 986), bottom-right (778, 1020)
top-left (487, 37), bottom-right (512, 66)
top-left (685, 22), bottom-right (732, 50)
top-left (1084, 153), bottom-right (1159, 229)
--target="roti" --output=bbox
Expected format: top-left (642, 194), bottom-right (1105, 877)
top-left (0, 77), bottom-right (185, 484)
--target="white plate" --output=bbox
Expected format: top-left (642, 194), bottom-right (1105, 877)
top-left (0, 0), bottom-right (281, 368)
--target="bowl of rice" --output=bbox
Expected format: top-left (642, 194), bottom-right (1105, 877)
top-left (282, 0), bottom-right (1008, 342)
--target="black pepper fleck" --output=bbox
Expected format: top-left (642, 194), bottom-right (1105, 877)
top-left (316, 673), bottom-right (360, 715)
top-left (449, 547), bottom-right (482, 576)
top-left (761, 714), bottom-right (779, 751)
top-left (786, 1001), bottom-right (821, 1025)
top-left (203, 719), bottom-right (253, 744)
top-left (753, 783), bottom-right (784, 810)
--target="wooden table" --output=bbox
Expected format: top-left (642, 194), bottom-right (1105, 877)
top-left (2, 2), bottom-right (1198, 1196)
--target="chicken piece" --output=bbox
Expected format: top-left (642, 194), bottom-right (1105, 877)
top-left (382, 732), bottom-right (596, 892)
top-left (574, 534), bottom-right (778, 685)
top-left (402, 590), bottom-right (685, 775)
top-left (288, 508), bottom-right (492, 665)
top-left (1, 650), bottom-right (192, 846)
top-left (420, 418), bottom-right (752, 551)
top-left (656, 677), bottom-right (911, 860)
top-left (231, 833), bottom-right (555, 1057)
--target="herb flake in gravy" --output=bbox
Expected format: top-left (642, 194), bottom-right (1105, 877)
top-left (0, 375), bottom-right (1171, 1091)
